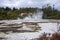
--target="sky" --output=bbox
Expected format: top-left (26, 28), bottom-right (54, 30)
top-left (0, 0), bottom-right (60, 10)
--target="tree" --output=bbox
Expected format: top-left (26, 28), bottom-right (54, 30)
top-left (5, 7), bottom-right (11, 11)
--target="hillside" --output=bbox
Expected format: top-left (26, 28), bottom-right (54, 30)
top-left (0, 7), bottom-right (41, 20)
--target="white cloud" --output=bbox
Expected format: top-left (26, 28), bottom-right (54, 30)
top-left (0, 0), bottom-right (60, 10)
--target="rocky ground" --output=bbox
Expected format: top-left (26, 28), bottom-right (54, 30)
top-left (0, 22), bottom-right (59, 40)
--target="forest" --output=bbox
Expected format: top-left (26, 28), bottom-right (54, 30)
top-left (0, 7), bottom-right (38, 20)
top-left (0, 4), bottom-right (60, 20)
top-left (42, 4), bottom-right (60, 19)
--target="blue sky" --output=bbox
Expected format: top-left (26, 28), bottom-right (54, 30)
top-left (0, 0), bottom-right (60, 10)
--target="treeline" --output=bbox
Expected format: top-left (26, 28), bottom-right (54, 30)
top-left (42, 4), bottom-right (60, 19)
top-left (0, 7), bottom-right (38, 20)
top-left (0, 4), bottom-right (60, 20)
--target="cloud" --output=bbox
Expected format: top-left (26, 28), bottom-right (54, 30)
top-left (0, 0), bottom-right (60, 10)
